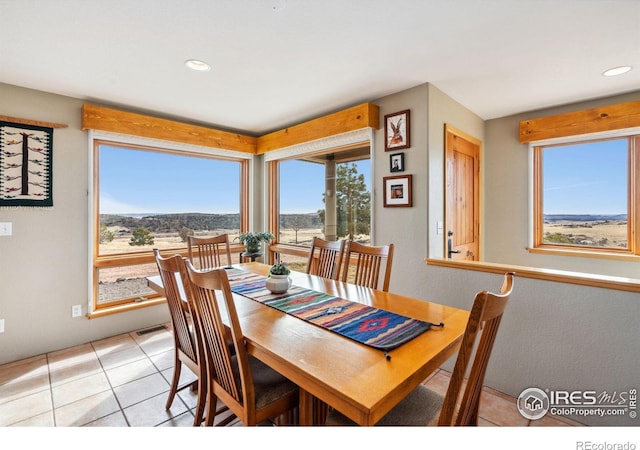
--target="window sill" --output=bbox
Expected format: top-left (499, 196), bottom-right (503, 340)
top-left (527, 246), bottom-right (639, 262)
top-left (87, 297), bottom-right (166, 319)
top-left (425, 258), bottom-right (640, 294)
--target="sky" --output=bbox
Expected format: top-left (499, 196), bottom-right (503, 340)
top-left (279, 159), bottom-right (371, 213)
top-left (99, 146), bottom-right (241, 214)
top-left (542, 138), bottom-right (627, 215)
top-left (99, 145), bottom-right (371, 215)
top-left (101, 139), bottom-right (625, 217)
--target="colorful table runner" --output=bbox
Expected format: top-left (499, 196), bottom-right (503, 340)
top-left (226, 268), bottom-right (442, 352)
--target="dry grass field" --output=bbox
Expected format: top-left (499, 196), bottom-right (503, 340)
top-left (542, 220), bottom-right (627, 248)
top-left (98, 223), bottom-right (371, 296)
top-left (98, 227), bottom-right (364, 303)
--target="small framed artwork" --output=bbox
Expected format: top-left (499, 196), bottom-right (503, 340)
top-left (389, 152), bottom-right (404, 172)
top-left (383, 174), bottom-right (412, 207)
top-left (384, 109), bottom-right (410, 151)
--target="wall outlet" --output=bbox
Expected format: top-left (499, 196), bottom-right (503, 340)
top-left (0, 319), bottom-right (5, 333)
top-left (71, 305), bottom-right (83, 318)
top-left (0, 222), bottom-right (12, 236)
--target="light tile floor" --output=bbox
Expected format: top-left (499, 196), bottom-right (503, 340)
top-left (0, 322), bottom-right (583, 427)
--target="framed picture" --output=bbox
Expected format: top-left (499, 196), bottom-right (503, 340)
top-left (390, 152), bottom-right (404, 172)
top-left (383, 174), bottom-right (412, 207)
top-left (384, 109), bottom-right (410, 151)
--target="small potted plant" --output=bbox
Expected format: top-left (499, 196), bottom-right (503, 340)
top-left (266, 262), bottom-right (291, 294)
top-left (235, 231), bottom-right (275, 253)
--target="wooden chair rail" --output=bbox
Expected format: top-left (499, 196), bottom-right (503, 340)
top-left (426, 257), bottom-right (640, 293)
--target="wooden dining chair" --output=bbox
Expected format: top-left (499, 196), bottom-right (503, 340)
top-left (184, 261), bottom-right (299, 426)
top-left (341, 241), bottom-right (394, 291)
top-left (153, 249), bottom-right (207, 426)
top-left (326, 272), bottom-right (516, 426)
top-left (305, 236), bottom-right (345, 280)
top-left (187, 234), bottom-right (232, 269)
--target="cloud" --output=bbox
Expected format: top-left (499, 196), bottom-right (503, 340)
top-left (544, 181), bottom-right (604, 191)
top-left (99, 193), bottom-right (148, 214)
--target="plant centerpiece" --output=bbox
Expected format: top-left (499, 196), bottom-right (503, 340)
top-left (235, 231), bottom-right (274, 254)
top-left (269, 263), bottom-right (291, 276)
top-left (266, 262), bottom-right (291, 294)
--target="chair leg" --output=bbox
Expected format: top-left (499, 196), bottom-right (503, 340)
top-left (165, 357), bottom-right (182, 410)
top-left (192, 374), bottom-right (207, 426)
top-left (204, 388), bottom-right (218, 426)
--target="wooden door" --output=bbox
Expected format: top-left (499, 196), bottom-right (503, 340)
top-left (445, 125), bottom-right (481, 261)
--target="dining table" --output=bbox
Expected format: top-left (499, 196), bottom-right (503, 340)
top-left (146, 262), bottom-right (469, 426)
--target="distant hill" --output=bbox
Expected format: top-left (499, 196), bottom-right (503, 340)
top-left (101, 212), bottom-right (322, 233)
top-left (101, 213), bottom-right (241, 233)
top-left (544, 214), bottom-right (627, 222)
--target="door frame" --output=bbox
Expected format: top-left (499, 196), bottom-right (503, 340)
top-left (444, 124), bottom-right (482, 260)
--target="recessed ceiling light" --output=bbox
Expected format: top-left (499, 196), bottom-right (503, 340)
top-left (602, 66), bottom-right (632, 77)
top-left (185, 59), bottom-right (211, 72)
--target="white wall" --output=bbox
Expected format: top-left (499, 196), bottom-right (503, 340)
top-left (0, 83), bottom-right (169, 365)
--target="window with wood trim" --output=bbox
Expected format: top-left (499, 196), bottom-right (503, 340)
top-left (268, 146), bottom-right (371, 271)
top-left (532, 134), bottom-right (639, 257)
top-left (91, 139), bottom-right (248, 313)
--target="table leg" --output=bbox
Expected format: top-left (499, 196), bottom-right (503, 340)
top-left (299, 388), bottom-right (328, 425)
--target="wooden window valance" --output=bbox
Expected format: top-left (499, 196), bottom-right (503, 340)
top-left (81, 102), bottom-right (379, 155)
top-left (81, 104), bottom-right (257, 154)
top-left (519, 100), bottom-right (640, 143)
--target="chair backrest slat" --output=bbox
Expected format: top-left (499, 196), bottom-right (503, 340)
top-left (438, 272), bottom-right (515, 426)
top-left (185, 262), bottom-right (255, 409)
top-left (153, 249), bottom-right (197, 363)
top-left (188, 234), bottom-right (232, 269)
top-left (341, 241), bottom-right (394, 291)
top-left (306, 237), bottom-right (345, 280)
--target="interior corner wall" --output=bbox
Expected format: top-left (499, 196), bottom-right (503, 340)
top-left (0, 83), bottom-right (169, 365)
top-left (484, 90), bottom-right (640, 278)
top-left (372, 84), bottom-right (429, 297)
top-left (371, 83), bottom-right (484, 299)
top-left (426, 84), bottom-right (485, 259)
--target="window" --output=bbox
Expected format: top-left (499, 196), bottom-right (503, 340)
top-left (92, 139), bottom-right (248, 314)
top-left (268, 146), bottom-right (371, 271)
top-left (532, 134), bottom-right (640, 257)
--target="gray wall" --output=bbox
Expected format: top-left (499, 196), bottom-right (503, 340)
top-left (418, 264), bottom-right (639, 426)
top-left (0, 83), bottom-right (169, 365)
top-left (372, 84), bottom-right (430, 294)
top-left (484, 90), bottom-right (640, 279)
top-left (372, 84), bottom-right (638, 426)
top-left (427, 84), bottom-right (485, 258)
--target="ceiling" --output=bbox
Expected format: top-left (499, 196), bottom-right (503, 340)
top-left (1, 0), bottom-right (639, 136)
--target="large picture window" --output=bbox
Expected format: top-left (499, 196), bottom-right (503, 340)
top-left (533, 134), bottom-right (639, 258)
top-left (92, 139), bottom-right (248, 314)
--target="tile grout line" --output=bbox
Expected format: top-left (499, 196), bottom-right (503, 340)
top-left (88, 340), bottom-right (131, 427)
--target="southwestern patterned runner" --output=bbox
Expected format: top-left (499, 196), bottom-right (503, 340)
top-left (226, 268), bottom-right (442, 352)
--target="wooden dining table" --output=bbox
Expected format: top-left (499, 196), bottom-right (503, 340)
top-left (147, 262), bottom-right (469, 426)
